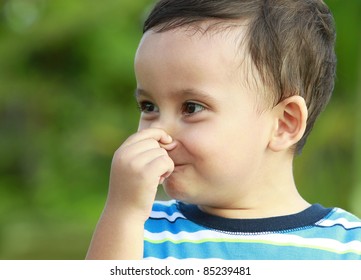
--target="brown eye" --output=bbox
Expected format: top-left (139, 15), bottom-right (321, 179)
top-left (182, 102), bottom-right (205, 115)
top-left (139, 101), bottom-right (159, 113)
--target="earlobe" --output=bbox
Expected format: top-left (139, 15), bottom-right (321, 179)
top-left (268, 96), bottom-right (308, 152)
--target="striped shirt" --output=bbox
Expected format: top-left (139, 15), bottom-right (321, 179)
top-left (143, 200), bottom-right (361, 259)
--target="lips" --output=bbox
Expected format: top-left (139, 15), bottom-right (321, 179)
top-left (169, 157), bottom-right (186, 167)
top-left (169, 153), bottom-right (188, 169)
top-left (173, 163), bottom-right (187, 170)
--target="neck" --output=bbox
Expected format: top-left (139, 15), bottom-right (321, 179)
top-left (199, 192), bottom-right (310, 219)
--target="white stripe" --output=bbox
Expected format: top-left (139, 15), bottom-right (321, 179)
top-left (318, 218), bottom-right (361, 229)
top-left (154, 200), bottom-right (177, 206)
top-left (143, 256), bottom-right (223, 260)
top-left (144, 230), bottom-right (361, 254)
top-left (150, 211), bottom-right (186, 222)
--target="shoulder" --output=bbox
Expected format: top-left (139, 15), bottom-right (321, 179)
top-left (317, 207), bottom-right (361, 229)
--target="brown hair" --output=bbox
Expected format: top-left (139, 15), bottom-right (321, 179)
top-left (143, 0), bottom-right (337, 154)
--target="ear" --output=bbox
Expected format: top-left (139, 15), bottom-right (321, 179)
top-left (268, 96), bottom-right (308, 152)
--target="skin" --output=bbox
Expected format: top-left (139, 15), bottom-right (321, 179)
top-left (86, 23), bottom-right (310, 259)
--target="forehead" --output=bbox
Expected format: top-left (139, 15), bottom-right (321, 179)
top-left (135, 22), bottom-right (251, 83)
top-left (137, 26), bottom-right (240, 60)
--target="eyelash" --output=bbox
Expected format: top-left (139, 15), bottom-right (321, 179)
top-left (137, 101), bottom-right (158, 113)
top-left (137, 101), bottom-right (206, 116)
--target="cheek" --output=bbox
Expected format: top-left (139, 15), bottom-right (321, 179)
top-left (137, 120), bottom-right (150, 131)
top-left (181, 118), bottom-right (266, 166)
top-left (178, 124), bottom-right (228, 161)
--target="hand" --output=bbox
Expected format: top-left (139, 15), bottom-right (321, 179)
top-left (106, 128), bottom-right (175, 221)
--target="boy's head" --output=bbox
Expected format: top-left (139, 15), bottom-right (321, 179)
top-left (143, 0), bottom-right (336, 154)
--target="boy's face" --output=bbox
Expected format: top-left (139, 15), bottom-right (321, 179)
top-left (134, 25), bottom-right (275, 208)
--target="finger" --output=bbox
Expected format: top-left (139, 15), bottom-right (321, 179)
top-left (159, 170), bottom-right (173, 185)
top-left (124, 128), bottom-right (172, 148)
top-left (160, 140), bottom-right (177, 151)
top-left (146, 154), bottom-right (174, 182)
top-left (121, 138), bottom-right (166, 160)
top-left (128, 147), bottom-right (170, 172)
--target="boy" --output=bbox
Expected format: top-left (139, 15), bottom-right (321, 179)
top-left (86, 0), bottom-right (361, 259)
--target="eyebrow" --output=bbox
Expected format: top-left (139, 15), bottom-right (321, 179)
top-left (134, 88), bottom-right (151, 99)
top-left (134, 88), bottom-right (217, 103)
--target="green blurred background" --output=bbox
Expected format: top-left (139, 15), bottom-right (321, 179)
top-left (0, 0), bottom-right (360, 259)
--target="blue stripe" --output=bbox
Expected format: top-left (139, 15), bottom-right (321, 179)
top-left (289, 226), bottom-right (361, 242)
top-left (152, 201), bottom-right (179, 214)
top-left (326, 209), bottom-right (361, 222)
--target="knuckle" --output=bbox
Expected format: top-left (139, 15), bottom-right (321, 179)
top-left (160, 148), bottom-right (168, 156)
top-left (157, 154), bottom-right (172, 167)
top-left (128, 157), bottom-right (141, 173)
top-left (113, 148), bottom-right (129, 164)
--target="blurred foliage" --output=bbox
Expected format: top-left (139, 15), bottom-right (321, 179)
top-left (0, 0), bottom-right (360, 259)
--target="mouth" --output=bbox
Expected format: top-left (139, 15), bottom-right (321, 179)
top-left (173, 163), bottom-right (187, 170)
top-left (174, 162), bottom-right (187, 167)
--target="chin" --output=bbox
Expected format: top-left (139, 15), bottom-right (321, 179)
top-left (163, 178), bottom-right (191, 202)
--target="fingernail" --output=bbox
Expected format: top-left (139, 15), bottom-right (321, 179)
top-left (159, 177), bottom-right (165, 185)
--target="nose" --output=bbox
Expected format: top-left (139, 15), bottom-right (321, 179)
top-left (149, 118), bottom-right (179, 151)
top-left (149, 117), bottom-right (175, 136)
top-left (138, 116), bottom-right (171, 132)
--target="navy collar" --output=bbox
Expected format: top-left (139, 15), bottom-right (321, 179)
top-left (178, 202), bottom-right (333, 233)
